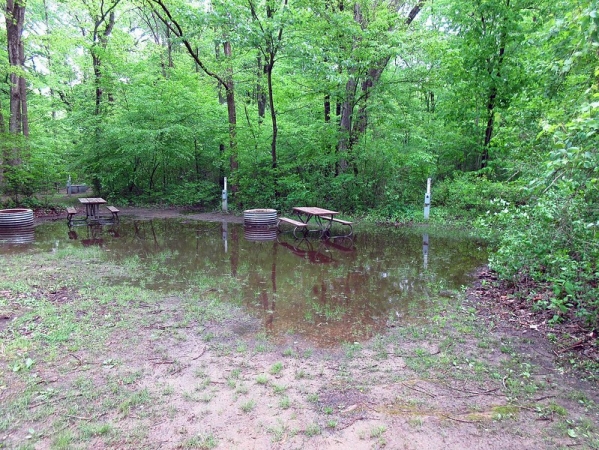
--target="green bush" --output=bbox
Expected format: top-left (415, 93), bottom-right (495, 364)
top-left (163, 181), bottom-right (220, 207)
top-left (435, 173), bottom-right (526, 215)
top-left (477, 191), bottom-right (599, 325)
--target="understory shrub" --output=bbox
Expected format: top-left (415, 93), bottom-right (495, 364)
top-left (478, 191), bottom-right (599, 326)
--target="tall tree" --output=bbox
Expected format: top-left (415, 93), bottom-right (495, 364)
top-left (4, 0), bottom-right (28, 170)
top-left (147, 0), bottom-right (239, 180)
top-left (247, 0), bottom-right (289, 170)
top-left (337, 0), bottom-right (425, 172)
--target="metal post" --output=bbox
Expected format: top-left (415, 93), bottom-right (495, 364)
top-left (67, 175), bottom-right (72, 196)
top-left (424, 178), bottom-right (431, 221)
top-left (222, 177), bottom-right (228, 213)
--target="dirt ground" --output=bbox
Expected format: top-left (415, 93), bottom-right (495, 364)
top-left (0, 206), bottom-right (597, 449)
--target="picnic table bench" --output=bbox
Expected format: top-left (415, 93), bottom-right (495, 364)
top-left (331, 218), bottom-right (353, 236)
top-left (66, 207), bottom-right (78, 222)
top-left (105, 205), bottom-right (120, 221)
top-left (277, 217), bottom-right (308, 238)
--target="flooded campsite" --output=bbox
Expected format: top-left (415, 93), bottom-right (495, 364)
top-left (1, 212), bottom-right (597, 449)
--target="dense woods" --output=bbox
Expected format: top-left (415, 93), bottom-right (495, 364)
top-left (1, 0), bottom-right (598, 325)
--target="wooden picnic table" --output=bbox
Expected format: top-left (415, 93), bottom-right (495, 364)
top-left (78, 197), bottom-right (106, 221)
top-left (292, 206), bottom-right (339, 235)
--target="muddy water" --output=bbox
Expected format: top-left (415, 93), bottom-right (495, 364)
top-left (3, 219), bottom-right (487, 346)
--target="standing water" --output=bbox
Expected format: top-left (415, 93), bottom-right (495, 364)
top-left (2, 219), bottom-right (487, 346)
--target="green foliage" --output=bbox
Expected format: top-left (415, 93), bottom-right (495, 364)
top-left (435, 173), bottom-right (526, 215)
top-left (479, 192), bottom-right (599, 326)
top-left (163, 181), bottom-right (220, 208)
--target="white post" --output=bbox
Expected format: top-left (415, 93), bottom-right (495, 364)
top-left (424, 178), bottom-right (431, 221)
top-left (222, 177), bottom-right (228, 213)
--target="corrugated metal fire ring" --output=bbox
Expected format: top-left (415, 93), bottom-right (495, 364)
top-left (0, 208), bottom-right (34, 228)
top-left (243, 209), bottom-right (278, 227)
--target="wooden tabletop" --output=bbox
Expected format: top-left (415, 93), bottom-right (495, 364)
top-left (78, 198), bottom-right (106, 204)
top-left (292, 207), bottom-right (339, 216)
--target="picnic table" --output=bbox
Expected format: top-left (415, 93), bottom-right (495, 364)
top-left (292, 207), bottom-right (338, 234)
top-left (278, 207), bottom-right (353, 237)
top-left (78, 197), bottom-right (106, 221)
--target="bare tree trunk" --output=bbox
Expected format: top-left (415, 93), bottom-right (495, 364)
top-left (257, 55), bottom-right (266, 122)
top-left (247, 0), bottom-right (288, 174)
top-left (223, 40), bottom-right (238, 174)
top-left (91, 8), bottom-right (117, 115)
top-left (5, 0), bottom-right (27, 172)
top-left (0, 99), bottom-right (4, 184)
top-left (266, 58), bottom-right (277, 169)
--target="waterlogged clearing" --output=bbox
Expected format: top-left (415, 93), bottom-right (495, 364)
top-left (0, 214), bottom-right (598, 449)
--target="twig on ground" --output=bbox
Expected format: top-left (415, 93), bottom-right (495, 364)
top-left (400, 382), bottom-right (436, 398)
top-left (191, 346), bottom-right (207, 360)
top-left (440, 413), bottom-right (478, 424)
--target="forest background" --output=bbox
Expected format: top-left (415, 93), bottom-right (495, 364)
top-left (1, 0), bottom-right (598, 327)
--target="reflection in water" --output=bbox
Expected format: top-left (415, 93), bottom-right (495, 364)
top-left (0, 226), bottom-right (34, 244)
top-left (66, 223), bottom-right (121, 247)
top-left (4, 220), bottom-right (487, 347)
top-left (423, 233), bottom-right (429, 269)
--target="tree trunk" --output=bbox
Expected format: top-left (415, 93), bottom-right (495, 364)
top-left (5, 0), bottom-right (27, 173)
top-left (148, 0), bottom-right (239, 187)
top-left (223, 40), bottom-right (238, 174)
top-left (0, 99), bottom-right (4, 184)
top-left (266, 60), bottom-right (277, 169)
top-left (257, 55), bottom-right (266, 122)
top-left (92, 9), bottom-right (117, 116)
top-left (337, 1), bottom-right (426, 171)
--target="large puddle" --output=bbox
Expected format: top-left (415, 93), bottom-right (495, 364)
top-left (1, 219), bottom-right (487, 347)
